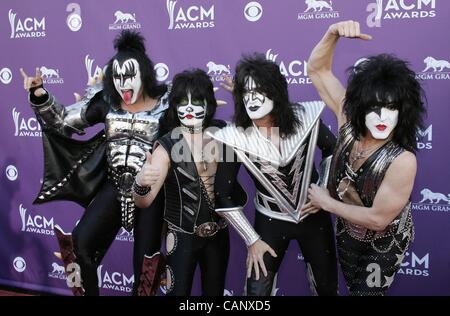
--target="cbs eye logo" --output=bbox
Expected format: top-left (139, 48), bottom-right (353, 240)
top-left (13, 257), bottom-right (26, 273)
top-left (6, 165), bottom-right (18, 181)
top-left (244, 2), bottom-right (263, 22)
top-left (0, 68), bottom-right (12, 84)
top-left (154, 63), bottom-right (170, 82)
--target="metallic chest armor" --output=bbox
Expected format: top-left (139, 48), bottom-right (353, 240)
top-left (105, 110), bottom-right (162, 172)
top-left (209, 101), bottom-right (326, 223)
top-left (105, 103), bottom-right (168, 231)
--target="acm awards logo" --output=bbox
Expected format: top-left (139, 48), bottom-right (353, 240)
top-left (416, 56), bottom-right (450, 81)
top-left (367, 0), bottom-right (436, 28)
top-left (19, 204), bottom-right (55, 235)
top-left (298, 0), bottom-right (340, 21)
top-left (109, 10), bottom-right (141, 31)
top-left (265, 49), bottom-right (311, 85)
top-left (12, 107), bottom-right (42, 137)
top-left (167, 0), bottom-right (215, 30)
top-left (397, 251), bottom-right (430, 277)
top-left (97, 265), bottom-right (134, 293)
top-left (8, 9), bottom-right (46, 39)
top-left (206, 61), bottom-right (231, 82)
top-left (0, 67), bottom-right (13, 84)
top-left (416, 124), bottom-right (432, 150)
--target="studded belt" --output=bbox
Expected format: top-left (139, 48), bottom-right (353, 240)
top-left (194, 219), bottom-right (227, 237)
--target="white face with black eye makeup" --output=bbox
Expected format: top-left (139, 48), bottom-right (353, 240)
top-left (243, 76), bottom-right (274, 120)
top-left (177, 92), bottom-right (207, 128)
top-left (365, 106), bottom-right (399, 139)
top-left (112, 58), bottom-right (142, 105)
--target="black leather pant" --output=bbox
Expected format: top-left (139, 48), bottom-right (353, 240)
top-left (336, 219), bottom-right (413, 296)
top-left (72, 180), bottom-right (164, 296)
top-left (164, 226), bottom-right (230, 296)
top-left (246, 210), bottom-right (338, 296)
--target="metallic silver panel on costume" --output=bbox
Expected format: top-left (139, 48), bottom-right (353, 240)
top-left (209, 101), bottom-right (325, 223)
top-left (105, 99), bottom-right (168, 231)
top-left (317, 155), bottom-right (333, 188)
top-left (215, 207), bottom-right (260, 246)
top-left (209, 101), bottom-right (324, 167)
top-left (29, 83), bottom-right (103, 136)
top-left (105, 110), bottom-right (163, 173)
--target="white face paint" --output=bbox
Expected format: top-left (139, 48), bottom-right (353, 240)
top-left (365, 107), bottom-right (399, 139)
top-left (112, 58), bottom-right (142, 105)
top-left (243, 76), bottom-right (274, 120)
top-left (177, 92), bottom-right (206, 128)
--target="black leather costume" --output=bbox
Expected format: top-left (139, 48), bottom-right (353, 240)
top-left (29, 84), bottom-right (168, 295)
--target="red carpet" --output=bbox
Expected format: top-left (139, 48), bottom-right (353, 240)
top-left (0, 289), bottom-right (34, 296)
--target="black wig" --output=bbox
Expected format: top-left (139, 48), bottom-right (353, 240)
top-left (344, 54), bottom-right (427, 153)
top-left (233, 53), bottom-right (300, 137)
top-left (159, 68), bottom-right (217, 136)
top-left (103, 30), bottom-right (167, 106)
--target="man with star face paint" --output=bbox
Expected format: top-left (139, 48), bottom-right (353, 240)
top-left (208, 54), bottom-right (339, 296)
top-left (21, 31), bottom-right (169, 296)
top-left (307, 20), bottom-right (426, 295)
top-left (134, 69), bottom-right (246, 296)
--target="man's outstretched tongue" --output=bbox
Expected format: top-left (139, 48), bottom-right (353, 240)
top-left (123, 90), bottom-right (133, 105)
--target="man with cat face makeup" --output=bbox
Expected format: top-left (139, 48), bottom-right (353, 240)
top-left (208, 54), bottom-right (338, 296)
top-left (21, 31), bottom-right (168, 296)
top-left (134, 69), bottom-right (245, 296)
top-left (306, 20), bottom-right (426, 295)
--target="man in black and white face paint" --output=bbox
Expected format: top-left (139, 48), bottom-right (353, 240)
top-left (208, 54), bottom-right (338, 297)
top-left (243, 76), bottom-right (274, 120)
top-left (112, 58), bottom-right (142, 105)
top-left (134, 69), bottom-right (239, 296)
top-left (176, 92), bottom-right (206, 130)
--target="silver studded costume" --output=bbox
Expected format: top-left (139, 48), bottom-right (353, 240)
top-left (29, 84), bottom-right (169, 296)
top-left (105, 106), bottom-right (166, 231)
top-left (30, 84), bottom-right (168, 231)
top-left (209, 101), bottom-right (339, 296)
top-left (329, 122), bottom-right (414, 296)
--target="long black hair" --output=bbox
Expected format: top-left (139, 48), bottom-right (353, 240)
top-left (233, 53), bottom-right (299, 137)
top-left (344, 54), bottom-right (427, 153)
top-left (158, 68), bottom-right (217, 136)
top-left (103, 30), bottom-right (167, 107)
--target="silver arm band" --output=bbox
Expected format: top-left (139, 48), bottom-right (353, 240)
top-left (317, 155), bottom-right (333, 188)
top-left (216, 207), bottom-right (260, 247)
top-left (29, 83), bottom-right (103, 136)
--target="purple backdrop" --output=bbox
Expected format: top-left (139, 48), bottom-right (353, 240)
top-left (0, 0), bottom-right (449, 296)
